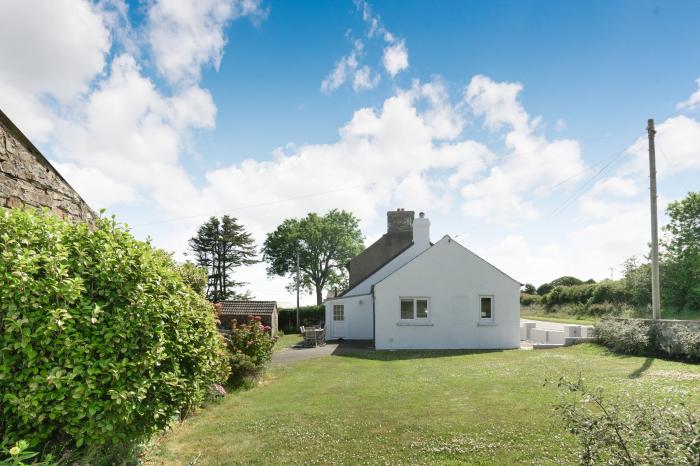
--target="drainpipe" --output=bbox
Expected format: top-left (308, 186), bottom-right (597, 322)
top-left (371, 285), bottom-right (376, 348)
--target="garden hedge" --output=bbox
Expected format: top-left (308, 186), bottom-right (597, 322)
top-left (0, 208), bottom-right (228, 452)
top-left (595, 317), bottom-right (700, 360)
top-left (278, 305), bottom-right (325, 333)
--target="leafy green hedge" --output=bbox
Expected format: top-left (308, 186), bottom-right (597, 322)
top-left (595, 317), bottom-right (700, 360)
top-left (278, 305), bottom-right (325, 333)
top-left (0, 209), bottom-right (228, 452)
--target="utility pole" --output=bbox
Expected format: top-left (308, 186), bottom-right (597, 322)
top-left (609, 267), bottom-right (614, 281)
top-left (647, 118), bottom-right (661, 320)
top-left (296, 249), bottom-right (300, 330)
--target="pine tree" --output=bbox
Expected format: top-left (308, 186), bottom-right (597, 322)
top-left (188, 216), bottom-right (257, 302)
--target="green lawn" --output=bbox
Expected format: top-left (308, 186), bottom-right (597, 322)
top-left (145, 345), bottom-right (700, 465)
top-left (273, 333), bottom-right (303, 351)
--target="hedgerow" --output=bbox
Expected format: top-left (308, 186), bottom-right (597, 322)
top-left (0, 208), bottom-right (228, 453)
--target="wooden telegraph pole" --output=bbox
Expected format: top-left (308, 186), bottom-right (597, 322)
top-left (647, 119), bottom-right (661, 320)
top-left (296, 249), bottom-right (300, 330)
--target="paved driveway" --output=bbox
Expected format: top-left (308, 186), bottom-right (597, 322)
top-left (272, 340), bottom-right (373, 365)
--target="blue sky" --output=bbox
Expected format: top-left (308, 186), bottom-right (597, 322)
top-left (1, 0), bottom-right (700, 304)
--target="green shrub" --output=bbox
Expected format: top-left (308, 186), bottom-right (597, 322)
top-left (595, 318), bottom-right (654, 356)
top-left (552, 375), bottom-right (699, 466)
top-left (0, 208), bottom-right (228, 453)
top-left (662, 324), bottom-right (700, 359)
top-left (226, 315), bottom-right (276, 386)
top-left (175, 261), bottom-right (208, 297)
top-left (278, 305), bottom-right (325, 333)
top-left (519, 293), bottom-right (541, 306)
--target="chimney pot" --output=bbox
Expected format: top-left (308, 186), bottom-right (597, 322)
top-left (419, 212), bottom-right (425, 218)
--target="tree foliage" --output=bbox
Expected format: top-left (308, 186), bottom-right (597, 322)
top-left (263, 209), bottom-right (364, 305)
top-left (0, 208), bottom-right (228, 453)
top-left (188, 216), bottom-right (257, 302)
top-left (661, 191), bottom-right (700, 311)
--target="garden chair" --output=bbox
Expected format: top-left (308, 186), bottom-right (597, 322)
top-left (316, 328), bottom-right (326, 346)
top-left (304, 329), bottom-right (318, 347)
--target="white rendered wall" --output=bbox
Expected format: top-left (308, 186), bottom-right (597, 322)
top-left (324, 294), bottom-right (373, 340)
top-left (373, 236), bottom-right (520, 350)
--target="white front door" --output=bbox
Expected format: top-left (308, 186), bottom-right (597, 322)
top-left (331, 304), bottom-right (346, 338)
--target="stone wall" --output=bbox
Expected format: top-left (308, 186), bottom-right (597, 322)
top-left (0, 110), bottom-right (96, 223)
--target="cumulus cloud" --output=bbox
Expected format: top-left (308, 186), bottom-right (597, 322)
top-left (0, 0), bottom-right (111, 140)
top-left (51, 54), bottom-right (215, 209)
top-left (624, 115), bottom-right (700, 177)
top-left (199, 78), bottom-right (491, 236)
top-left (460, 75), bottom-right (587, 225)
top-left (0, 0), bottom-right (110, 101)
top-left (148, 0), bottom-right (267, 85)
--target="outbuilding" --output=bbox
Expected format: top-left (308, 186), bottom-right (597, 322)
top-left (325, 209), bottom-right (521, 349)
top-left (218, 300), bottom-right (279, 336)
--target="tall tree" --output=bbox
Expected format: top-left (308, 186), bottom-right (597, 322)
top-left (661, 191), bottom-right (700, 310)
top-left (188, 216), bottom-right (257, 302)
top-left (263, 209), bottom-right (364, 305)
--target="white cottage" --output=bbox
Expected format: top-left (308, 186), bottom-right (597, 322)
top-left (325, 209), bottom-right (521, 349)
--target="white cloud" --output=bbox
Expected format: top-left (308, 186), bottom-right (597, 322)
top-left (51, 54), bottom-right (216, 209)
top-left (321, 1), bottom-right (409, 93)
top-left (0, 0), bottom-right (110, 101)
top-left (352, 65), bottom-right (381, 92)
top-left (591, 176), bottom-right (639, 197)
top-left (477, 199), bottom-right (652, 285)
top-left (555, 118), bottom-right (567, 132)
top-left (0, 0), bottom-right (111, 141)
top-left (148, 0), bottom-right (267, 85)
top-left (198, 78), bottom-right (490, 237)
top-left (624, 115), bottom-right (700, 177)
top-left (382, 39), bottom-right (409, 77)
top-left (321, 40), bottom-right (363, 93)
top-left (676, 78), bottom-right (700, 111)
top-left (460, 75), bottom-right (587, 224)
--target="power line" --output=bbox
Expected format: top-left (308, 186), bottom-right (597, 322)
top-left (549, 148), bottom-right (629, 216)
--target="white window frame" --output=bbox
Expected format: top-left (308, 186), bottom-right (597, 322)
top-left (399, 297), bottom-right (430, 321)
top-left (333, 304), bottom-right (345, 321)
top-left (479, 295), bottom-right (495, 324)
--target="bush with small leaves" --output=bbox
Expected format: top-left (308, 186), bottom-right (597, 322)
top-left (550, 375), bottom-right (699, 466)
top-left (595, 318), bottom-right (654, 356)
top-left (0, 208), bottom-right (228, 454)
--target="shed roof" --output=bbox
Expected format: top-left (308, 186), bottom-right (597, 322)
top-left (220, 300), bottom-right (277, 315)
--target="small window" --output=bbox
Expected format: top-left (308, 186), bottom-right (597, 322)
top-left (333, 304), bottom-right (344, 321)
top-left (480, 296), bottom-right (493, 320)
top-left (399, 297), bottom-right (429, 320)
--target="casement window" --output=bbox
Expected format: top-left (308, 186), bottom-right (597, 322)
top-left (333, 304), bottom-right (344, 321)
top-left (400, 297), bottom-right (429, 320)
top-left (480, 296), bottom-right (494, 322)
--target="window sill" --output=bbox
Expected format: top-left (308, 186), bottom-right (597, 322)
top-left (396, 321), bottom-right (434, 326)
top-left (478, 321), bottom-right (497, 327)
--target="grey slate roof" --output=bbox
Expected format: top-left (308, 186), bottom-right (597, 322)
top-left (220, 300), bottom-right (277, 316)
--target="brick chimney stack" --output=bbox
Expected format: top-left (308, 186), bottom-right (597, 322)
top-left (387, 208), bottom-right (414, 234)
